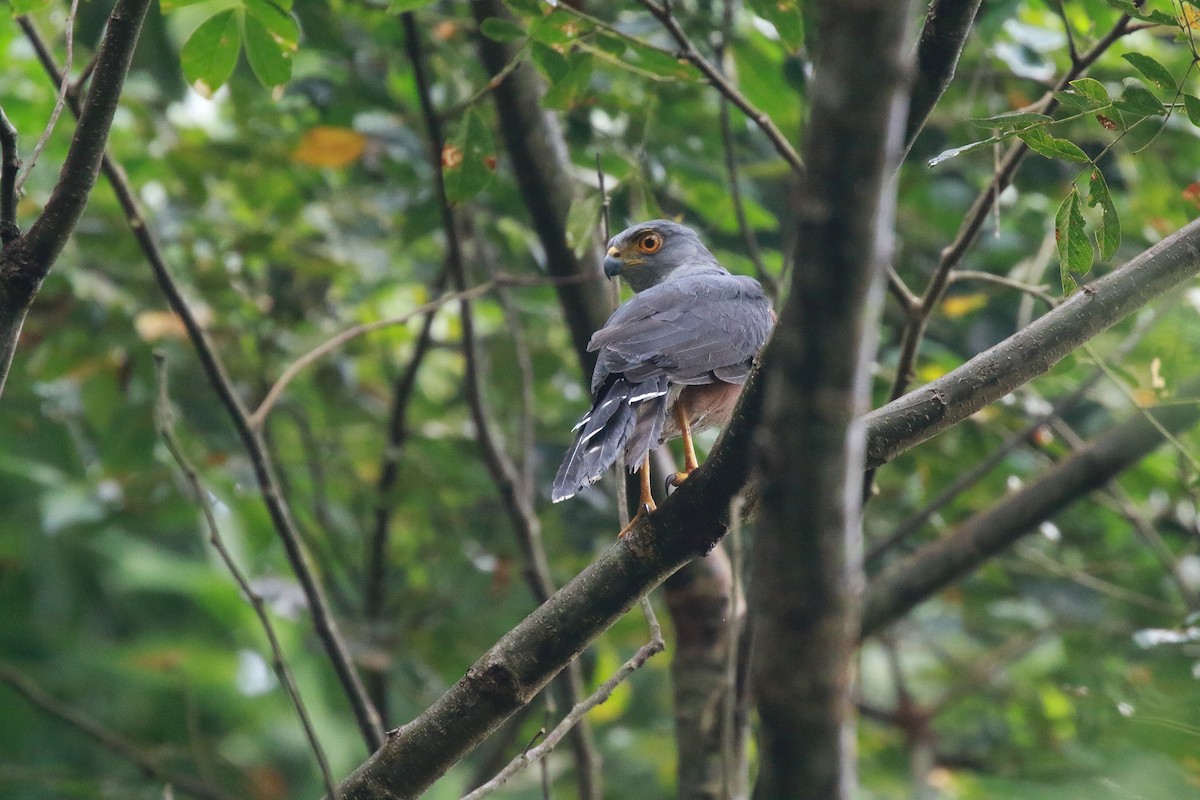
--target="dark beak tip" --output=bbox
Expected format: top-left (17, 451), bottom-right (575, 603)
top-left (603, 256), bottom-right (623, 278)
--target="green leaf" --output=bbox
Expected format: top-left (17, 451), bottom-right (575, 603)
top-left (243, 12), bottom-right (293, 88)
top-left (972, 111), bottom-right (1052, 127)
top-left (1122, 53), bottom-right (1177, 92)
top-left (1055, 188), bottom-right (1093, 293)
top-left (1103, 0), bottom-right (1178, 24)
top-left (244, 0), bottom-right (300, 46)
top-left (530, 41), bottom-right (569, 82)
top-left (591, 31), bottom-right (627, 57)
top-left (1115, 79), bottom-right (1166, 117)
top-left (1086, 169), bottom-right (1121, 262)
top-left (442, 108), bottom-right (495, 204)
top-left (1018, 126), bottom-right (1091, 163)
top-left (1182, 94), bottom-right (1200, 127)
top-left (746, 0), bottom-right (804, 51)
top-left (181, 10), bottom-right (241, 98)
top-left (541, 52), bottom-right (593, 110)
top-left (480, 17), bottom-right (525, 43)
top-left (1056, 78), bottom-right (1111, 111)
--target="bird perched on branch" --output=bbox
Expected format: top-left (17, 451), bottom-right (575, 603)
top-left (552, 220), bottom-right (773, 533)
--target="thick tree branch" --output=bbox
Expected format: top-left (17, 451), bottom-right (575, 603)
top-left (865, 216), bottom-right (1200, 469)
top-left (888, 14), bottom-right (1133, 401)
top-left (19, 23), bottom-right (385, 753)
top-left (333, 205), bottom-right (1200, 799)
top-left (904, 0), bottom-right (984, 153)
top-left (0, 0), bottom-right (150, 398)
top-left (862, 383), bottom-right (1200, 636)
top-left (749, 0), bottom-right (914, 796)
top-left (0, 105), bottom-right (18, 244)
top-left (471, 0), bottom-right (610, 371)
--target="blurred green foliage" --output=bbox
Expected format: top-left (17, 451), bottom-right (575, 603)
top-left (2, 0), bottom-right (1200, 798)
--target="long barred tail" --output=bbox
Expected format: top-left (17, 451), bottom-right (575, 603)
top-left (551, 375), bottom-right (668, 502)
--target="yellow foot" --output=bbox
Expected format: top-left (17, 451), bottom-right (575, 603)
top-left (665, 469), bottom-right (694, 491)
top-left (618, 501), bottom-right (656, 538)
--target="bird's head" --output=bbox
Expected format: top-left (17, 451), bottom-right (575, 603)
top-left (602, 220), bottom-right (722, 293)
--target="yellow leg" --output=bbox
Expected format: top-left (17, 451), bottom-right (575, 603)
top-left (667, 404), bottom-right (698, 489)
top-left (618, 455), bottom-right (656, 538)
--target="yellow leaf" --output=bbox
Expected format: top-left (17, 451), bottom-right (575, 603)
top-left (292, 126), bottom-right (367, 168)
top-left (917, 363), bottom-right (946, 383)
top-left (941, 293), bottom-right (988, 318)
top-left (135, 310), bottom-right (188, 341)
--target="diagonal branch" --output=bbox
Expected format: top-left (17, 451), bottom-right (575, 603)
top-left (862, 382), bottom-right (1200, 637)
top-left (333, 210), bottom-right (1200, 799)
top-left (471, 0), bottom-right (610, 372)
top-left (19, 22), bottom-right (385, 753)
top-left (904, 0), bottom-right (984, 153)
top-left (888, 14), bottom-right (1134, 402)
top-left (635, 0), bottom-right (804, 174)
top-left (153, 354), bottom-right (338, 800)
top-left (0, 0), bottom-right (152, 398)
top-left (402, 13), bottom-right (601, 799)
top-left (865, 216), bottom-right (1200, 469)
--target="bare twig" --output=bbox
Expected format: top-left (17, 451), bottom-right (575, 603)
top-left (715, 0), bottom-right (776, 297)
top-left (887, 15), bottom-right (1134, 403)
top-left (249, 272), bottom-right (597, 429)
top-left (635, 0), bottom-right (804, 174)
top-left (364, 272), bottom-right (445, 717)
top-left (0, 104), bottom-right (19, 243)
top-left (402, 13), bottom-right (602, 798)
top-left (0, 0), bottom-right (151, 398)
top-left (20, 21), bottom-right (385, 752)
top-left (461, 612), bottom-right (665, 800)
top-left (153, 354), bottom-right (338, 800)
top-left (15, 0), bottom-right (81, 191)
top-left (0, 662), bottom-right (234, 800)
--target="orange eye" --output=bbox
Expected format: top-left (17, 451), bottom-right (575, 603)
top-left (637, 232), bottom-right (663, 253)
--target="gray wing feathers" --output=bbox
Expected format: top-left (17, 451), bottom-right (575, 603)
top-left (589, 275), bottom-right (771, 390)
top-left (553, 273), bottom-right (771, 503)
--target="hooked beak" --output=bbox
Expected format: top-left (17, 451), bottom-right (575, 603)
top-left (603, 246), bottom-right (623, 278)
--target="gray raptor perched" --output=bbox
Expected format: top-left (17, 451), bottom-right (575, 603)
top-left (552, 220), bottom-right (773, 523)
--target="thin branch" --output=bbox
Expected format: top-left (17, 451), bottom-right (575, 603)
top-left (471, 0), bottom-right (610, 371)
top-left (153, 354), bottom-right (338, 800)
top-left (715, 0), bottom-right (776, 297)
top-left (402, 13), bottom-right (601, 799)
top-left (333, 215), bottom-right (1200, 799)
top-left (0, 104), bottom-right (19, 243)
top-left (0, 662), bottom-right (234, 800)
top-left (948, 269), bottom-right (1056, 307)
top-left (460, 609), bottom-right (665, 800)
top-left (364, 273), bottom-right (445, 718)
top-left (887, 14), bottom-right (1134, 402)
top-left (0, 0), bottom-right (152, 398)
top-left (862, 380), bottom-right (1200, 637)
top-left (15, 0), bottom-right (81, 192)
top-left (865, 215), bottom-right (1200, 470)
top-left (20, 22), bottom-right (385, 752)
top-left (635, 0), bottom-right (805, 174)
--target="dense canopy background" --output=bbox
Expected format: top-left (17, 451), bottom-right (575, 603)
top-left (2, 0), bottom-right (1200, 798)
